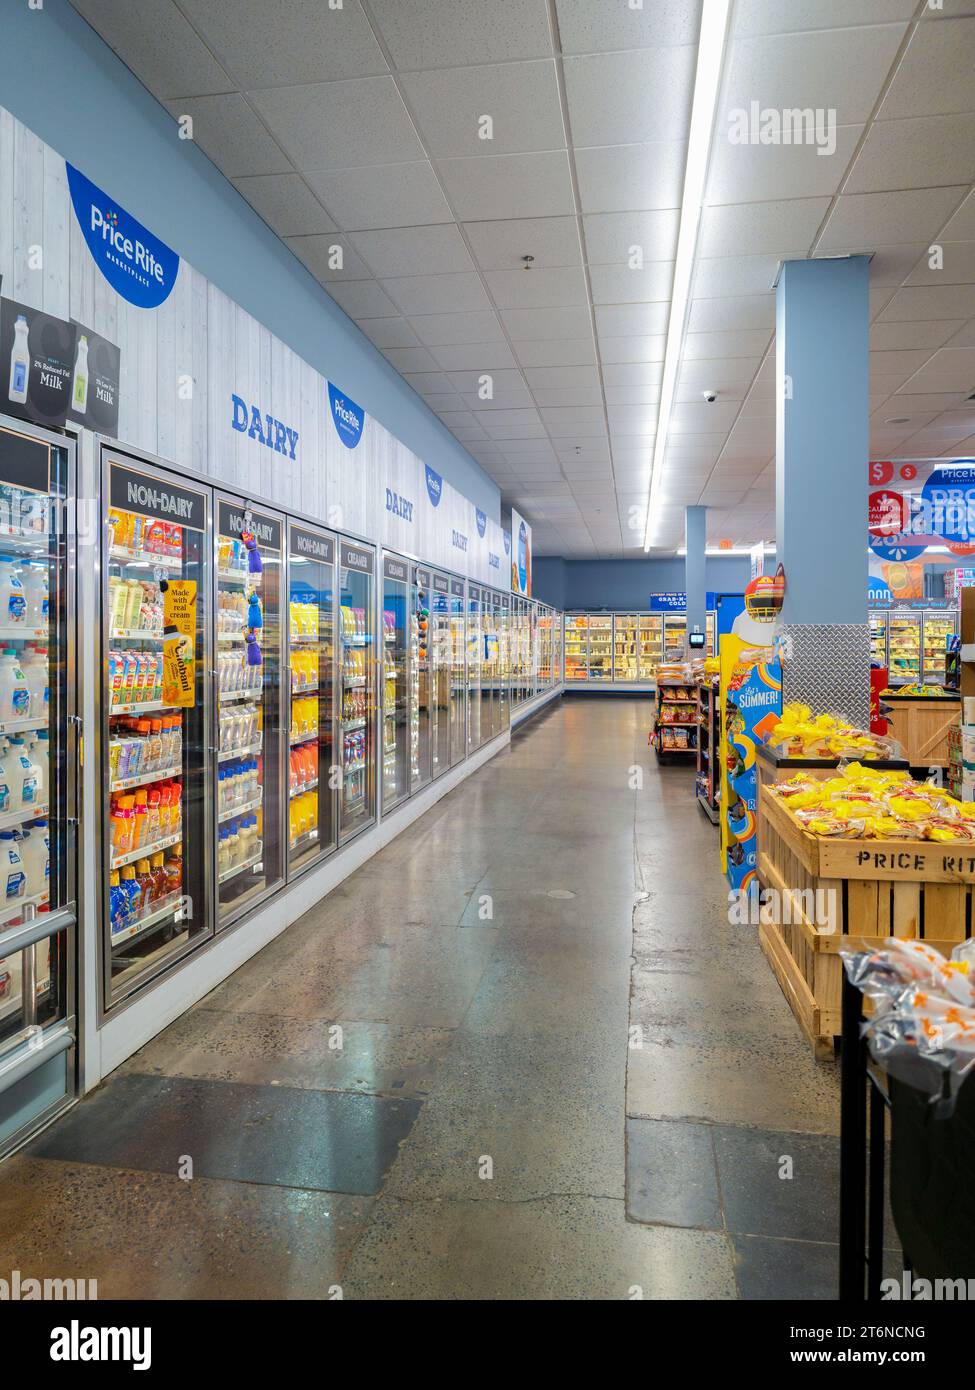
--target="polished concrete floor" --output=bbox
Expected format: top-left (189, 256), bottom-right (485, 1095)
top-left (0, 698), bottom-right (844, 1299)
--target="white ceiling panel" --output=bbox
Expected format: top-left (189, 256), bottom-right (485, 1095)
top-left (70, 0), bottom-right (234, 100)
top-left (687, 295), bottom-right (776, 333)
top-left (286, 234), bottom-right (371, 281)
top-left (707, 125), bottom-right (864, 205)
top-left (818, 187), bottom-right (969, 251)
top-left (879, 285), bottom-right (975, 321)
top-left (232, 174), bottom-right (335, 237)
top-left (483, 266), bottom-right (589, 310)
top-left (563, 47), bottom-right (695, 148)
top-left (692, 254), bottom-right (784, 299)
top-left (305, 162), bottom-right (453, 230)
top-left (463, 217), bottom-right (582, 271)
top-left (574, 142), bottom-right (686, 215)
top-left (251, 77), bottom-right (424, 170)
top-left (598, 337), bottom-right (667, 365)
top-left (165, 95), bottom-right (290, 178)
top-left (367, 0), bottom-right (553, 72)
top-left (400, 61), bottom-right (564, 158)
top-left (582, 210), bottom-right (680, 266)
top-left (325, 279), bottom-right (399, 317)
top-left (410, 311), bottom-right (506, 346)
top-left (514, 340), bottom-right (596, 368)
top-left (381, 273), bottom-right (492, 315)
top-left (437, 151), bottom-right (576, 221)
top-left (348, 225), bottom-right (475, 278)
top-left (589, 263), bottom-right (675, 306)
top-left (698, 197), bottom-right (829, 258)
top-left (845, 115), bottom-right (975, 194)
top-left (906, 242), bottom-right (975, 286)
top-left (355, 317), bottom-right (420, 350)
top-left (683, 330), bottom-right (772, 359)
top-left (429, 342), bottom-right (519, 371)
top-left (878, 16), bottom-right (975, 121)
top-left (501, 306), bottom-right (594, 340)
top-left (532, 387), bottom-right (604, 407)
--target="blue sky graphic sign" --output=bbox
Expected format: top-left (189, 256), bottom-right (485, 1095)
top-left (67, 163), bottom-right (178, 309)
top-left (327, 382), bottom-right (364, 449)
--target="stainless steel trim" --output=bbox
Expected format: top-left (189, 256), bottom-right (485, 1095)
top-left (0, 908), bottom-right (75, 958)
top-left (0, 1022), bottom-right (73, 1097)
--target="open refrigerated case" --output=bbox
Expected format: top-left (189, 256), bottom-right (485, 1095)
top-left (215, 498), bottom-right (284, 928)
top-left (499, 591), bottom-right (511, 725)
top-left (640, 615), bottom-right (663, 679)
top-left (869, 611), bottom-right (888, 668)
top-left (482, 590), bottom-right (501, 737)
top-left (103, 451), bottom-right (210, 1006)
top-left (287, 522), bottom-right (336, 872)
top-left (614, 614), bottom-right (640, 681)
top-left (338, 540), bottom-right (377, 842)
top-left (663, 613), bottom-right (687, 661)
top-left (381, 553), bottom-right (410, 812)
top-left (0, 417), bottom-right (77, 1155)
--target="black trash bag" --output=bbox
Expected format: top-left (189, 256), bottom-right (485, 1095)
top-left (889, 1065), bottom-right (975, 1281)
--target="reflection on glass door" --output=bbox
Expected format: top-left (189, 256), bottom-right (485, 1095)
top-left (105, 454), bottom-right (209, 1003)
top-left (499, 593), bottom-right (511, 727)
top-left (430, 573), bottom-right (450, 778)
top-left (338, 540), bottom-right (376, 841)
top-left (467, 583), bottom-right (481, 752)
top-left (381, 553), bottom-right (410, 812)
top-left (588, 616), bottom-right (613, 681)
top-left (564, 614), bottom-right (587, 682)
top-left (640, 615), bottom-right (662, 680)
top-left (287, 523), bottom-right (335, 873)
top-left (450, 577), bottom-right (466, 765)
top-left (614, 614), bottom-right (639, 682)
top-left (411, 565), bottom-right (432, 789)
top-left (483, 591), bottom-right (499, 740)
top-left (215, 500), bottom-right (283, 928)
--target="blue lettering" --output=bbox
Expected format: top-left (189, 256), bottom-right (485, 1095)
top-left (285, 427), bottom-right (299, 460)
top-left (248, 406), bottom-right (266, 446)
top-left (231, 394), bottom-right (248, 432)
top-left (273, 419), bottom-right (287, 455)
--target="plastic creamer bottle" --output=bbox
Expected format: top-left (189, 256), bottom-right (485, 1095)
top-left (21, 650), bottom-right (47, 720)
top-left (0, 650), bottom-right (30, 721)
top-left (7, 737), bottom-right (39, 810)
top-left (0, 563), bottom-right (26, 626)
top-left (20, 821), bottom-right (49, 900)
top-left (0, 831), bottom-right (26, 901)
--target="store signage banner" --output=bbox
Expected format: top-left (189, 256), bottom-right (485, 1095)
top-left (510, 509), bottom-right (532, 597)
top-left (327, 382), bottom-right (364, 450)
top-left (649, 592), bottom-right (686, 611)
top-left (109, 462), bottom-right (207, 533)
top-left (67, 320), bottom-right (121, 435)
top-left (749, 543), bottom-right (764, 580)
top-left (162, 580), bottom-right (197, 708)
top-left (921, 463), bottom-right (975, 547)
top-left (67, 162), bottom-right (179, 309)
top-left (475, 507), bottom-right (487, 538)
top-left (0, 423), bottom-right (51, 498)
top-left (290, 525), bottom-right (333, 563)
top-left (231, 394), bottom-right (299, 459)
top-left (867, 576), bottom-right (892, 605)
top-left (217, 501), bottom-right (281, 554)
top-left (424, 464), bottom-right (443, 508)
top-left (719, 642), bottom-right (782, 895)
top-left (1, 297), bottom-right (74, 428)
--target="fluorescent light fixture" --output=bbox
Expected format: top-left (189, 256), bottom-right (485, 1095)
top-left (677, 545), bottom-right (778, 557)
top-left (643, 0), bottom-right (732, 552)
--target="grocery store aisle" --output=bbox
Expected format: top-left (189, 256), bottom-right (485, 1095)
top-left (0, 699), bottom-right (841, 1299)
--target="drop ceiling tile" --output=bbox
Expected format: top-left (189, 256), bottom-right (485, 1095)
top-left (698, 197), bottom-right (829, 258)
top-left (594, 303), bottom-right (670, 337)
top-left (581, 210), bottom-right (680, 268)
top-left (232, 174), bottom-right (335, 237)
top-left (602, 361), bottom-right (666, 387)
top-left (707, 125), bottom-right (863, 205)
top-left (285, 234), bottom-right (372, 281)
top-left (163, 94), bottom-right (288, 177)
top-left (325, 279), bottom-right (399, 317)
top-left (446, 369), bottom-right (527, 395)
top-left (380, 346), bottom-right (441, 373)
top-left (679, 358), bottom-right (761, 390)
top-left (906, 242), bottom-right (975, 286)
top-left (692, 255), bottom-right (784, 299)
top-left (896, 347), bottom-right (975, 393)
top-left (484, 266), bottom-right (589, 310)
top-left (428, 342), bottom-right (519, 371)
top-left (305, 162), bottom-right (453, 230)
top-left (589, 263), bottom-right (674, 305)
top-left (945, 321), bottom-right (975, 349)
top-left (524, 365), bottom-right (601, 390)
top-left (368, 0), bottom-right (553, 71)
top-left (944, 191), bottom-right (975, 240)
top-left (879, 285), bottom-right (975, 321)
top-left (514, 339), bottom-right (596, 368)
top-left (409, 311), bottom-right (505, 346)
top-left (462, 217), bottom-right (582, 272)
top-left (501, 306), bottom-right (595, 339)
top-left (683, 330), bottom-right (772, 360)
top-left (598, 337), bottom-right (667, 364)
top-left (382, 273), bottom-right (492, 315)
top-left (859, 245), bottom-right (928, 287)
top-left (604, 385), bottom-right (662, 406)
top-left (575, 141), bottom-right (686, 215)
top-left (251, 78), bottom-right (424, 171)
top-left (347, 225), bottom-right (474, 278)
top-left (546, 422), bottom-right (608, 439)
top-left (878, 16), bottom-right (975, 121)
top-left (355, 317), bottom-right (420, 350)
top-left (448, 423), bottom-right (490, 442)
top-left (70, 0), bottom-right (234, 100)
top-left (818, 187), bottom-right (969, 253)
top-left (400, 61), bottom-right (565, 158)
top-left (563, 47), bottom-right (695, 148)
top-left (435, 409), bottom-right (480, 429)
top-left (481, 420), bottom-right (549, 441)
top-left (455, 389), bottom-right (535, 411)
top-left (539, 406), bottom-right (606, 427)
top-left (555, 0), bottom-right (703, 54)
top-left (403, 372), bottom-right (455, 395)
top-left (531, 387), bottom-right (604, 407)
top-left (688, 295), bottom-right (776, 333)
top-left (845, 114), bottom-right (975, 194)
top-left (671, 402), bottom-right (740, 434)
top-left (420, 393), bottom-right (465, 413)
top-left (437, 151), bottom-right (576, 221)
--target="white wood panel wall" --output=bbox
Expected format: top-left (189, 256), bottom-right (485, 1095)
top-left (0, 103), bottom-right (506, 583)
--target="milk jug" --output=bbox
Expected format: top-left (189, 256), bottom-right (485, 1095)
top-left (0, 563), bottom-right (26, 626)
top-left (0, 650), bottom-right (30, 720)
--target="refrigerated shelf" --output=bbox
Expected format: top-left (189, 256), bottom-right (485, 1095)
top-left (0, 801), bottom-right (49, 832)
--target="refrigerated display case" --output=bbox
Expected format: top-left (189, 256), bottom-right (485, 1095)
top-left (614, 614), bottom-right (640, 681)
top-left (640, 615), bottom-right (663, 679)
top-left (870, 611), bottom-right (888, 668)
top-left (888, 611), bottom-right (921, 685)
top-left (499, 592), bottom-right (512, 724)
top-left (430, 573), bottom-right (451, 778)
top-left (551, 606), bottom-right (562, 690)
top-left (922, 612), bottom-right (956, 685)
top-left (588, 616), bottom-right (613, 681)
top-left (338, 540), bottom-right (376, 842)
top-left (450, 577), bottom-right (466, 765)
top-left (381, 553), bottom-right (410, 812)
top-left (467, 582), bottom-right (482, 752)
top-left (287, 523), bottom-right (336, 872)
top-left (706, 612), bottom-right (716, 658)
top-left (564, 614), bottom-right (588, 682)
top-left (215, 499), bottom-right (283, 928)
top-left (0, 416), bottom-right (77, 1154)
top-left (483, 591), bottom-right (501, 737)
top-left (663, 614), bottom-right (687, 661)
top-left (104, 452), bottom-right (210, 1003)
top-left (411, 565), bottom-right (432, 790)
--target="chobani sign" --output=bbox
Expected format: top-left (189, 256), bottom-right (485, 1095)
top-left (67, 163), bottom-right (179, 309)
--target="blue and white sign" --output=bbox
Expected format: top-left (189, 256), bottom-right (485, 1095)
top-left (327, 382), bottom-right (364, 449)
top-left (921, 463), bottom-right (975, 545)
top-left (649, 592), bottom-right (687, 611)
top-left (868, 576), bottom-right (892, 605)
top-left (425, 464), bottom-right (443, 507)
top-left (67, 163), bottom-right (179, 309)
top-left (231, 394), bottom-right (298, 458)
top-left (475, 507), bottom-right (487, 538)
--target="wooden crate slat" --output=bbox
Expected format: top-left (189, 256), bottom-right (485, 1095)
top-left (923, 883), bottom-right (968, 943)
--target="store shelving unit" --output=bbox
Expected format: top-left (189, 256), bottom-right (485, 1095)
top-left (653, 681), bottom-right (698, 762)
top-left (695, 679), bottom-right (720, 823)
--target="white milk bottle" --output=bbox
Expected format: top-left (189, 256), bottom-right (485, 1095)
top-left (0, 562), bottom-right (25, 627)
top-left (7, 737), bottom-right (39, 811)
top-left (0, 740), bottom-right (9, 814)
top-left (8, 316), bottom-right (29, 406)
top-left (0, 649), bottom-right (30, 721)
top-left (21, 567), bottom-right (48, 626)
top-left (19, 821), bottom-right (49, 900)
top-left (29, 733), bottom-right (48, 805)
top-left (0, 831), bottom-right (25, 901)
top-left (71, 335), bottom-right (89, 414)
top-left (21, 648), bottom-right (47, 720)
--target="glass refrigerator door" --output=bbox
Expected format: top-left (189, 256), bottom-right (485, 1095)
top-left (706, 612), bottom-right (716, 657)
top-left (483, 594), bottom-right (499, 737)
top-left (888, 612), bottom-right (921, 684)
top-left (922, 613), bottom-right (956, 685)
top-left (0, 419), bottom-right (76, 1141)
top-left (430, 573), bottom-right (451, 777)
top-left (564, 615), bottom-right (588, 681)
top-left (588, 616), bottom-right (613, 681)
top-left (287, 523), bottom-right (336, 872)
top-left (450, 577), bottom-right (467, 765)
top-left (553, 609), bottom-right (562, 685)
top-left (467, 584), bottom-right (481, 752)
top-left (614, 614), bottom-right (639, 682)
top-left (105, 455), bottom-right (210, 1002)
top-left (640, 615), bottom-right (663, 680)
top-left (381, 553), bottom-right (410, 811)
top-left (869, 612), bottom-right (888, 668)
top-left (411, 565), bottom-right (432, 789)
top-left (215, 500), bottom-right (284, 927)
top-left (338, 540), bottom-right (377, 841)
top-left (664, 614), bottom-right (687, 660)
top-left (499, 594), bottom-right (511, 726)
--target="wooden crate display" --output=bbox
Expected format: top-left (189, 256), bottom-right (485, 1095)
top-left (757, 784), bottom-right (975, 1057)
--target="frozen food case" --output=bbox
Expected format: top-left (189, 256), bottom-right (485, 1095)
top-left (287, 522), bottom-right (337, 872)
top-left (338, 539), bottom-right (377, 843)
top-left (381, 552), bottom-right (410, 813)
top-left (0, 416), bottom-right (77, 1155)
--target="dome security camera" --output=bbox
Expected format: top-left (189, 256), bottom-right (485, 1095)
top-left (703, 389), bottom-right (717, 404)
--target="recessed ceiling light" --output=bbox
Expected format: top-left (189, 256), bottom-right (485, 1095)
top-left (885, 417), bottom-right (911, 425)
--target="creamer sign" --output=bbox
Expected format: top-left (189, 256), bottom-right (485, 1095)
top-left (67, 163), bottom-right (179, 309)
top-left (231, 394), bottom-right (299, 459)
top-left (425, 465), bottom-right (443, 508)
top-left (385, 489), bottom-right (413, 523)
top-left (328, 382), bottom-right (364, 449)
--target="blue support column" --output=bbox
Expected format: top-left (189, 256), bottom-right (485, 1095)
top-left (685, 505), bottom-right (707, 640)
top-left (775, 256), bottom-right (870, 724)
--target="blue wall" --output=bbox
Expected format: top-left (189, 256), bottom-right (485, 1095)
top-left (0, 0), bottom-right (500, 521)
top-left (534, 556), bottom-right (751, 610)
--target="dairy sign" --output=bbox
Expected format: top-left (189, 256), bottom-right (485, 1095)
top-left (67, 163), bottom-right (179, 309)
top-left (327, 382), bottom-right (364, 449)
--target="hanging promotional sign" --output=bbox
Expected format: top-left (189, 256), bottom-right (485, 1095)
top-left (0, 297), bottom-right (75, 428)
top-left (719, 642), bottom-right (782, 895)
top-left (510, 509), bottom-right (532, 597)
top-left (424, 464), bottom-right (443, 508)
top-left (920, 463), bottom-right (975, 546)
top-left (67, 162), bottom-right (179, 309)
top-left (67, 319), bottom-right (121, 435)
top-left (162, 579), bottom-right (197, 708)
top-left (327, 382), bottom-right (364, 449)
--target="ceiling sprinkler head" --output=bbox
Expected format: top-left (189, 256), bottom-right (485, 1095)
top-left (521, 254), bottom-right (535, 269)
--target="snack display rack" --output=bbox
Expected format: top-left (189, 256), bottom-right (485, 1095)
top-left (653, 681), bottom-right (698, 761)
top-left (695, 678), bottom-right (720, 823)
